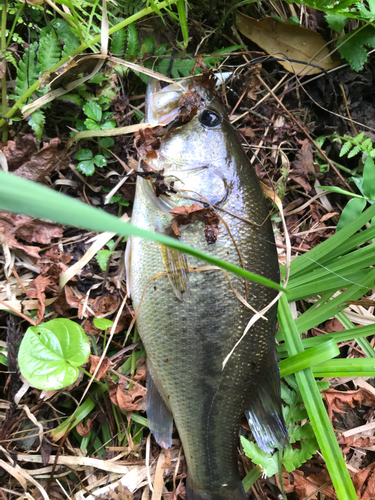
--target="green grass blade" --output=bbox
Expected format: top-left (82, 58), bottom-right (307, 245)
top-left (176, 0), bottom-right (189, 48)
top-left (278, 293), bottom-right (357, 500)
top-left (279, 339), bottom-right (339, 378)
top-left (242, 466), bottom-right (262, 492)
top-left (0, 172), bottom-right (283, 292)
top-left (336, 311), bottom-right (375, 358)
top-left (282, 202), bottom-right (375, 278)
top-left (277, 323), bottom-right (375, 356)
top-left (312, 358), bottom-right (375, 377)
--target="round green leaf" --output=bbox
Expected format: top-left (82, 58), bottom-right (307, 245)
top-left (84, 101), bottom-right (102, 122)
top-left (77, 160), bottom-right (95, 176)
top-left (76, 148), bottom-right (93, 161)
top-left (84, 118), bottom-right (101, 130)
top-left (336, 197), bottom-right (367, 232)
top-left (93, 317), bottom-right (114, 331)
top-left (99, 137), bottom-right (114, 148)
top-left (18, 319), bottom-right (90, 390)
top-left (93, 155), bottom-right (107, 168)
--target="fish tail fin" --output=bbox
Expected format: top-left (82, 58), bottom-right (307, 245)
top-left (186, 479), bottom-right (247, 500)
top-left (246, 351), bottom-right (288, 453)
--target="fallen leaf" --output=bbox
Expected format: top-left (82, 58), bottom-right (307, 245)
top-left (89, 354), bottom-right (111, 381)
top-left (323, 388), bottom-right (362, 422)
top-left (353, 462), bottom-right (375, 500)
top-left (76, 412), bottom-right (100, 437)
top-left (236, 12), bottom-right (340, 75)
top-left (170, 203), bottom-right (219, 244)
top-left (2, 135), bottom-right (60, 182)
top-left (281, 468), bottom-right (336, 499)
top-left (339, 435), bottom-right (375, 454)
top-left (289, 139), bottom-right (316, 193)
top-left (178, 90), bottom-right (202, 121)
top-left (134, 357), bottom-right (146, 383)
top-left (26, 275), bottom-right (51, 324)
top-left (109, 379), bottom-right (146, 412)
top-left (107, 483), bottom-right (133, 500)
top-left (325, 318), bottom-right (345, 333)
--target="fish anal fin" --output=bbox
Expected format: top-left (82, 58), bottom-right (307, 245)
top-left (146, 364), bottom-right (173, 449)
top-left (159, 243), bottom-right (189, 301)
top-left (246, 352), bottom-right (288, 453)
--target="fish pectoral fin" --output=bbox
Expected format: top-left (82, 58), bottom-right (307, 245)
top-left (246, 352), bottom-right (288, 453)
top-left (159, 243), bottom-right (189, 301)
top-left (146, 364), bottom-right (173, 449)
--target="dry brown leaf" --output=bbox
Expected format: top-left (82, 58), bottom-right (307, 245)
top-left (26, 275), bottom-right (51, 324)
top-left (289, 139), bottom-right (316, 193)
top-left (353, 462), bottom-right (375, 500)
top-left (323, 388), bottom-right (363, 422)
top-left (134, 357), bottom-right (146, 383)
top-left (170, 203), bottom-right (219, 244)
top-left (339, 435), bottom-right (375, 454)
top-left (76, 412), bottom-right (100, 437)
top-left (325, 318), bottom-right (346, 333)
top-left (106, 483), bottom-right (133, 500)
top-left (109, 379), bottom-right (146, 412)
top-left (236, 12), bottom-right (339, 75)
top-left (89, 354), bottom-right (112, 381)
top-left (281, 469), bottom-right (336, 499)
top-left (2, 135), bottom-right (60, 181)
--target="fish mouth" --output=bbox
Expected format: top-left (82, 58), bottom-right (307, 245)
top-left (145, 72), bottom-right (232, 124)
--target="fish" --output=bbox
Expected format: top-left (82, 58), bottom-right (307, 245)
top-left (127, 73), bottom-right (288, 500)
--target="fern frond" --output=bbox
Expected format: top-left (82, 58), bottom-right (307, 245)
top-left (347, 145), bottom-right (361, 158)
top-left (15, 42), bottom-right (40, 99)
top-left (110, 28), bottom-right (126, 55)
top-left (28, 109), bottom-right (45, 141)
top-left (51, 19), bottom-right (81, 57)
top-left (339, 141), bottom-right (353, 157)
top-left (38, 33), bottom-right (61, 74)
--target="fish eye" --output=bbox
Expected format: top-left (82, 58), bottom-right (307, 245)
top-left (199, 110), bottom-right (221, 128)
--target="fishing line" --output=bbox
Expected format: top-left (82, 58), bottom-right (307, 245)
top-left (303, 255), bottom-right (373, 289)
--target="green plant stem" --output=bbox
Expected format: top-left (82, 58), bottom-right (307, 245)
top-left (278, 456), bottom-right (287, 500)
top-left (1, 0), bottom-right (8, 145)
top-left (44, 0), bottom-right (79, 30)
top-left (6, 3), bottom-right (23, 48)
top-left (129, 327), bottom-right (139, 390)
top-left (0, 0), bottom-right (179, 128)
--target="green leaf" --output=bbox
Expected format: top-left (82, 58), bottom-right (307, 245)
top-left (154, 43), bottom-right (168, 56)
top-left (325, 13), bottom-right (348, 32)
top-left (96, 249), bottom-right (115, 270)
top-left (141, 36), bottom-right (155, 55)
top-left (289, 15), bottom-right (300, 25)
top-left (84, 102), bottom-right (102, 122)
top-left (363, 155), bottom-right (375, 199)
top-left (51, 19), bottom-right (80, 57)
top-left (93, 318), bottom-right (114, 330)
top-left (76, 149), bottom-right (93, 161)
top-left (56, 93), bottom-right (84, 106)
top-left (28, 109), bottom-right (45, 141)
top-left (101, 119), bottom-right (116, 129)
top-left (282, 438), bottom-right (319, 472)
top-left (99, 137), bottom-right (114, 148)
top-left (347, 145), bottom-right (361, 158)
top-left (15, 42), bottom-right (39, 98)
top-left (111, 28), bottom-right (126, 55)
top-left (241, 438), bottom-right (279, 477)
top-left (290, 422), bottom-right (316, 443)
top-left (38, 32), bottom-right (61, 74)
top-left (125, 23), bottom-right (139, 59)
top-left (84, 118), bottom-right (101, 130)
top-left (337, 26), bottom-right (375, 71)
top-left (279, 339), bottom-right (339, 377)
top-left (337, 198), bottom-right (367, 232)
top-left (339, 141), bottom-right (352, 157)
top-left (18, 319), bottom-right (90, 390)
top-left (78, 160), bottom-right (95, 176)
top-left (93, 155), bottom-right (107, 168)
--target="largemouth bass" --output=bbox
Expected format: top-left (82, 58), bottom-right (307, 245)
top-left (128, 74), bottom-right (288, 500)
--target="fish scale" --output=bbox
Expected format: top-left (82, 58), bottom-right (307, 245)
top-left (129, 78), bottom-right (288, 500)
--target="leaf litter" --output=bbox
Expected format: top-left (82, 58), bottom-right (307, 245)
top-left (2, 4), bottom-right (375, 500)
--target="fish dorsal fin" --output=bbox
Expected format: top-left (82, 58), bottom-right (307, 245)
top-left (146, 364), bottom-right (173, 449)
top-left (245, 350), bottom-right (288, 453)
top-left (158, 244), bottom-right (189, 301)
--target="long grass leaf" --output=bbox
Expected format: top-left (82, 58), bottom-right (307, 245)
top-left (0, 172), bottom-right (283, 292)
top-left (279, 339), bottom-right (339, 377)
top-left (312, 358), bottom-right (375, 377)
top-left (336, 311), bottom-right (375, 358)
top-left (278, 293), bottom-right (357, 499)
top-left (277, 323), bottom-right (375, 356)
